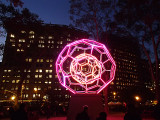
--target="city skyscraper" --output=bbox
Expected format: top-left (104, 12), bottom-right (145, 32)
top-left (0, 23), bottom-right (88, 106)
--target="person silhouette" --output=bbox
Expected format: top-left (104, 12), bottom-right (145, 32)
top-left (76, 105), bottom-right (90, 120)
top-left (96, 112), bottom-right (107, 120)
top-left (14, 103), bottom-right (28, 120)
top-left (153, 102), bottom-right (160, 120)
top-left (124, 103), bottom-right (141, 120)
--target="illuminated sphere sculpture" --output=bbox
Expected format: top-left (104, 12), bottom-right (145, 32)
top-left (56, 39), bottom-right (116, 94)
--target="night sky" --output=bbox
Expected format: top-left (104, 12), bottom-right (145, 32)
top-left (0, 0), bottom-right (70, 61)
top-left (21, 0), bottom-right (70, 25)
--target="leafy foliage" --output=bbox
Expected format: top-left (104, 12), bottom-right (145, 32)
top-left (0, 2), bottom-right (43, 34)
top-left (69, 0), bottom-right (116, 40)
top-left (0, 43), bottom-right (4, 59)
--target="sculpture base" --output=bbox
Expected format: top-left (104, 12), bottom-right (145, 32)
top-left (67, 94), bottom-right (104, 120)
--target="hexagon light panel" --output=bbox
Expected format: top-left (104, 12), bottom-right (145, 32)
top-left (56, 39), bottom-right (116, 94)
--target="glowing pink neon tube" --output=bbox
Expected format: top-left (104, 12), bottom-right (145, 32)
top-left (55, 39), bottom-right (116, 94)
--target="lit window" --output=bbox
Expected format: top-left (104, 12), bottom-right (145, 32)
top-left (55, 75), bottom-right (58, 78)
top-left (29, 35), bottom-right (34, 38)
top-left (39, 69), bottom-right (42, 72)
top-left (21, 30), bottom-right (26, 33)
top-left (39, 40), bottom-right (44, 43)
top-left (33, 94), bottom-right (35, 98)
top-left (17, 49), bottom-right (20, 52)
top-left (38, 87), bottom-right (41, 90)
top-left (30, 40), bottom-right (34, 43)
top-left (35, 75), bottom-right (38, 78)
top-left (12, 43), bottom-right (15, 46)
top-left (67, 38), bottom-right (71, 41)
top-left (49, 70), bottom-right (52, 73)
top-left (38, 44), bottom-right (41, 47)
top-left (40, 36), bottom-right (44, 39)
top-left (10, 34), bottom-right (15, 38)
top-left (39, 75), bottom-right (42, 78)
top-left (27, 75), bottom-right (30, 78)
top-left (40, 59), bottom-right (43, 62)
top-left (4, 70), bottom-right (7, 72)
top-left (26, 58), bottom-right (32, 62)
top-left (37, 59), bottom-right (40, 62)
top-left (29, 58), bottom-right (32, 62)
top-left (8, 70), bottom-right (11, 72)
top-left (49, 75), bottom-right (52, 78)
top-left (12, 80), bottom-right (15, 83)
top-left (19, 39), bottom-right (25, 42)
top-left (46, 59), bottom-right (49, 62)
top-left (15, 86), bottom-right (18, 90)
top-left (60, 41), bottom-right (63, 44)
top-left (25, 94), bottom-right (28, 98)
top-left (45, 70), bottom-right (49, 73)
top-left (10, 39), bottom-right (15, 42)
top-left (48, 36), bottom-right (53, 39)
top-left (50, 64), bottom-right (52, 67)
top-left (18, 44), bottom-right (21, 47)
top-left (50, 59), bottom-right (53, 62)
top-left (29, 31), bottom-right (34, 34)
top-left (51, 45), bottom-right (54, 48)
top-left (16, 80), bottom-right (20, 83)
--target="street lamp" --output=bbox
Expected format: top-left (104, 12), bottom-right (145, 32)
top-left (113, 92), bottom-right (116, 96)
top-left (34, 87), bottom-right (38, 101)
top-left (135, 96), bottom-right (140, 101)
top-left (11, 95), bottom-right (16, 101)
top-left (34, 88), bottom-right (38, 92)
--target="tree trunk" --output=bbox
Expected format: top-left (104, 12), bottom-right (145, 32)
top-left (104, 87), bottom-right (109, 114)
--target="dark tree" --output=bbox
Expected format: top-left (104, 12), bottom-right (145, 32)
top-left (0, 43), bottom-right (4, 60)
top-left (113, 0), bottom-right (160, 102)
top-left (0, 1), bottom-right (43, 104)
top-left (69, 0), bottom-right (116, 41)
top-left (70, 0), bottom-right (160, 103)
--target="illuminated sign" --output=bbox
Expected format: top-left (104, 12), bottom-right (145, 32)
top-left (56, 39), bottom-right (116, 94)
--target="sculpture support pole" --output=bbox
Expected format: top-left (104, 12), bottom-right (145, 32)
top-left (67, 94), bottom-right (104, 120)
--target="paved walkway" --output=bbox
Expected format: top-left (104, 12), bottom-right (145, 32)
top-left (1, 112), bottom-right (154, 120)
top-left (39, 113), bottom-right (154, 120)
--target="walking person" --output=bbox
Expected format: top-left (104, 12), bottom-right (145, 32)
top-left (76, 105), bottom-right (90, 120)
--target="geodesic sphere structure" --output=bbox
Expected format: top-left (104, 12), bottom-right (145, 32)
top-left (56, 39), bottom-right (116, 94)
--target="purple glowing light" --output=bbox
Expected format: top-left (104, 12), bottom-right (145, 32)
top-left (56, 39), bottom-right (116, 94)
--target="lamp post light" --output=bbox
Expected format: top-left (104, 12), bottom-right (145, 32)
top-left (135, 96), bottom-right (140, 101)
top-left (11, 95), bottom-right (16, 101)
top-left (113, 92), bottom-right (116, 96)
top-left (113, 92), bottom-right (116, 99)
top-left (34, 88), bottom-right (38, 92)
top-left (34, 88), bottom-right (38, 101)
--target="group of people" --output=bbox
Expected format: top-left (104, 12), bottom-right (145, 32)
top-left (9, 103), bottom-right (43, 120)
top-left (10, 103), bottom-right (28, 120)
top-left (76, 102), bottom-right (160, 120)
top-left (8, 102), bottom-right (160, 120)
top-left (76, 105), bottom-right (107, 120)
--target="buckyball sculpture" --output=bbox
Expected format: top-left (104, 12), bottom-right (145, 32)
top-left (56, 39), bottom-right (116, 94)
